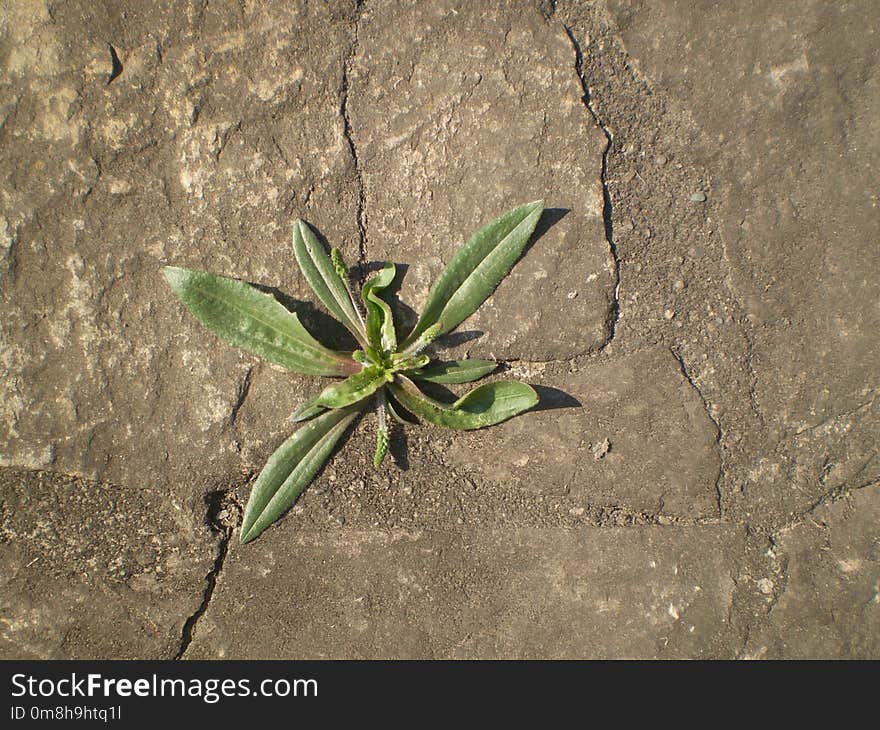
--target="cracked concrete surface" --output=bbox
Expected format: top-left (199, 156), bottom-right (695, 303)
top-left (1, 0), bottom-right (878, 659)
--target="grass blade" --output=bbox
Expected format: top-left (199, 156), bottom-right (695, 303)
top-left (401, 201), bottom-right (544, 346)
top-left (293, 220), bottom-right (367, 345)
top-left (163, 266), bottom-right (357, 376)
top-left (241, 407), bottom-right (358, 542)
top-left (390, 375), bottom-right (538, 430)
top-left (408, 359), bottom-right (498, 384)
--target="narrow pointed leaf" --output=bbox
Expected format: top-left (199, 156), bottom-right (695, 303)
top-left (293, 220), bottom-right (366, 344)
top-left (401, 200), bottom-right (544, 346)
top-left (389, 375), bottom-right (538, 430)
top-left (362, 262), bottom-right (397, 351)
top-left (409, 359), bottom-right (498, 384)
top-left (290, 394), bottom-right (327, 423)
top-left (163, 266), bottom-right (357, 376)
top-left (241, 407), bottom-right (358, 543)
top-left (313, 365), bottom-right (387, 409)
top-left (385, 394), bottom-right (416, 425)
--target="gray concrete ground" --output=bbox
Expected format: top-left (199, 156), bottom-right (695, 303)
top-left (1, 0), bottom-right (877, 659)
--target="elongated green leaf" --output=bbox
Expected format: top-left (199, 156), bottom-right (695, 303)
top-left (389, 375), bottom-right (538, 430)
top-left (290, 394), bottom-right (326, 423)
top-left (385, 394), bottom-right (415, 425)
top-left (409, 359), bottom-right (498, 384)
top-left (401, 201), bottom-right (544, 347)
top-left (313, 365), bottom-right (387, 409)
top-left (362, 263), bottom-right (397, 352)
top-left (241, 407), bottom-right (358, 543)
top-left (292, 220), bottom-right (366, 345)
top-left (163, 267), bottom-right (357, 376)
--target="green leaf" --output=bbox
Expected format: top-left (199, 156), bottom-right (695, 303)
top-left (409, 359), bottom-right (498, 384)
top-left (292, 220), bottom-right (366, 345)
top-left (313, 365), bottom-right (388, 409)
top-left (241, 407), bottom-right (358, 543)
top-left (389, 375), bottom-right (538, 430)
top-left (362, 262), bottom-right (397, 352)
top-left (401, 200), bottom-right (544, 347)
top-left (290, 394), bottom-right (326, 423)
top-left (385, 395), bottom-right (415, 425)
top-left (163, 266), bottom-right (357, 376)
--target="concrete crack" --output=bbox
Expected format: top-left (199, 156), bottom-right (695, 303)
top-left (740, 321), bottom-right (765, 426)
top-left (784, 476), bottom-right (879, 530)
top-left (561, 23), bottom-right (620, 349)
top-left (228, 366), bottom-right (253, 426)
top-left (792, 392), bottom-right (878, 437)
top-left (671, 348), bottom-right (724, 518)
top-left (174, 488), bottom-right (242, 660)
top-left (341, 1), bottom-right (368, 279)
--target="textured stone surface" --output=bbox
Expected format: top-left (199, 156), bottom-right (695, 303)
top-left (447, 348), bottom-right (721, 518)
top-left (187, 525), bottom-right (746, 659)
top-left (0, 0), bottom-right (360, 490)
top-left (0, 468), bottom-right (217, 659)
top-left (1, 0), bottom-right (878, 659)
top-left (350, 0), bottom-right (615, 360)
top-left (581, 0), bottom-right (880, 523)
top-left (744, 484), bottom-right (880, 659)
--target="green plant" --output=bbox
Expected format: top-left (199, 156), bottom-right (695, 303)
top-left (164, 201), bottom-right (544, 543)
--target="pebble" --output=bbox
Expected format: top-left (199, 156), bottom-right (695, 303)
top-left (664, 309), bottom-right (676, 320)
top-left (591, 438), bottom-right (611, 460)
top-left (567, 291), bottom-right (578, 299)
top-left (757, 578), bottom-right (774, 595)
top-left (655, 154), bottom-right (667, 165)
top-left (673, 279), bottom-right (686, 291)
top-left (689, 191), bottom-right (708, 202)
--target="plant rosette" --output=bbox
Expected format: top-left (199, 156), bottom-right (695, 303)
top-left (165, 201), bottom-right (544, 543)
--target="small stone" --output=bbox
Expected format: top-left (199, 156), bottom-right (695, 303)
top-left (689, 191), bottom-right (708, 202)
top-left (591, 438), bottom-right (611, 460)
top-left (569, 507), bottom-right (586, 517)
top-left (664, 309), bottom-right (676, 320)
top-left (757, 578), bottom-right (774, 595)
top-left (335, 515), bottom-right (346, 526)
top-left (567, 291), bottom-right (578, 299)
top-left (673, 279), bottom-right (686, 291)
top-left (655, 154), bottom-right (667, 165)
